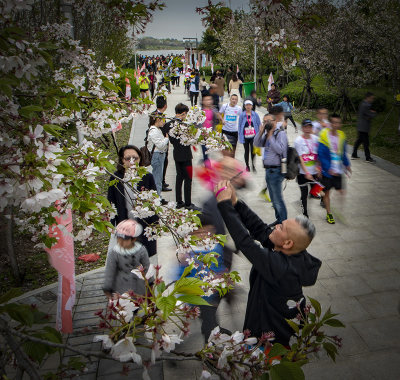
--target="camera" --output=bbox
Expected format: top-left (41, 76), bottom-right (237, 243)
top-left (264, 121), bottom-right (274, 133)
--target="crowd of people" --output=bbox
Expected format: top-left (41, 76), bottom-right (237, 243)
top-left (103, 63), bottom-right (378, 348)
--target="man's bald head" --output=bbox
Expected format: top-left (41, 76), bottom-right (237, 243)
top-left (269, 216), bottom-right (316, 254)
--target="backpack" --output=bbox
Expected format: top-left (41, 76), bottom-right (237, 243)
top-left (275, 129), bottom-right (300, 180)
top-left (140, 127), bottom-right (156, 167)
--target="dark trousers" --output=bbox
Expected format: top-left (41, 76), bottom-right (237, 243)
top-left (243, 137), bottom-right (255, 167)
top-left (284, 114), bottom-right (297, 129)
top-left (190, 91), bottom-right (199, 106)
top-left (175, 160), bottom-right (192, 205)
top-left (353, 131), bottom-right (371, 159)
top-left (175, 76), bottom-right (180, 86)
top-left (162, 148), bottom-right (169, 185)
top-left (297, 174), bottom-right (317, 217)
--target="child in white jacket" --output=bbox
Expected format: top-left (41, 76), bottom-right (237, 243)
top-left (148, 114), bottom-right (169, 196)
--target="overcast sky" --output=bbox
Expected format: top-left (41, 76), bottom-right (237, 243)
top-left (142, 0), bottom-right (250, 40)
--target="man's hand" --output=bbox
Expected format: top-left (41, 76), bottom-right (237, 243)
top-left (215, 180), bottom-right (233, 203)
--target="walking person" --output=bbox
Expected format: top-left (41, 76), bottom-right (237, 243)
top-left (219, 94), bottom-right (242, 158)
top-left (163, 103), bottom-right (200, 210)
top-left (228, 73), bottom-right (243, 103)
top-left (266, 83), bottom-right (281, 112)
top-left (294, 119), bottom-right (321, 218)
top-left (312, 107), bottom-right (330, 136)
top-left (238, 100), bottom-right (261, 172)
top-left (139, 71), bottom-right (150, 105)
top-left (107, 145), bottom-right (158, 257)
top-left (275, 95), bottom-right (298, 133)
top-left (214, 71), bottom-right (225, 104)
top-left (201, 94), bottom-right (222, 162)
top-left (148, 71), bottom-right (156, 99)
top-left (189, 70), bottom-right (200, 107)
top-left (318, 114), bottom-right (352, 224)
top-left (254, 111), bottom-right (288, 223)
top-left (148, 114), bottom-right (169, 200)
top-left (352, 92), bottom-right (377, 163)
top-left (243, 90), bottom-right (262, 111)
top-left (103, 219), bottom-right (150, 299)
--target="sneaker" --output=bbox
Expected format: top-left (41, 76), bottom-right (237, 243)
top-left (161, 199), bottom-right (168, 206)
top-left (246, 165), bottom-right (250, 172)
top-left (366, 158), bottom-right (376, 163)
top-left (176, 201), bottom-right (185, 209)
top-left (163, 182), bottom-right (170, 188)
top-left (326, 213), bottom-right (335, 224)
top-left (259, 188), bottom-right (271, 202)
top-left (185, 203), bottom-right (201, 211)
top-left (351, 155), bottom-right (359, 160)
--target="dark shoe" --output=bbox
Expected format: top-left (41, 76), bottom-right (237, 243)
top-left (246, 165), bottom-right (250, 172)
top-left (176, 201), bottom-right (185, 209)
top-left (252, 164), bottom-right (256, 173)
top-left (366, 158), bottom-right (376, 163)
top-left (163, 182), bottom-right (170, 188)
top-left (351, 155), bottom-right (359, 160)
top-left (185, 203), bottom-right (201, 211)
top-left (162, 185), bottom-right (172, 192)
top-left (161, 199), bottom-right (168, 205)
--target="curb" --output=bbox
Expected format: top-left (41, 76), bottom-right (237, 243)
top-left (9, 266), bottom-right (105, 304)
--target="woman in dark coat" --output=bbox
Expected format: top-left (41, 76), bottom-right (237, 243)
top-left (267, 83), bottom-right (281, 112)
top-left (107, 145), bottom-right (158, 257)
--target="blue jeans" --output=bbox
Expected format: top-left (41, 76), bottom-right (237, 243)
top-left (265, 167), bottom-right (287, 223)
top-left (151, 151), bottom-right (166, 195)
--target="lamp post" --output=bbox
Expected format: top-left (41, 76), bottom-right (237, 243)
top-left (254, 26), bottom-right (260, 91)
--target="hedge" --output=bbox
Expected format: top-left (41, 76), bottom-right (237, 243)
top-left (280, 79), bottom-right (387, 112)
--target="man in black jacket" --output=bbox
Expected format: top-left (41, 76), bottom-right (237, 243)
top-left (163, 103), bottom-right (200, 210)
top-left (214, 181), bottom-right (321, 346)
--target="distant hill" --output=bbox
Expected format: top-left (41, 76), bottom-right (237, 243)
top-left (138, 37), bottom-right (185, 50)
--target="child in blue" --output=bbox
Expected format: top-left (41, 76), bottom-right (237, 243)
top-left (275, 95), bottom-right (298, 133)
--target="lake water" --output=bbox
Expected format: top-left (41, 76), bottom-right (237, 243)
top-left (137, 49), bottom-right (185, 57)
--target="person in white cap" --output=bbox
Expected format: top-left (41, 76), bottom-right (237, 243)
top-left (103, 219), bottom-right (150, 299)
top-left (238, 100), bottom-right (261, 171)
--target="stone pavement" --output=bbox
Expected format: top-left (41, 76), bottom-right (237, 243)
top-left (10, 79), bottom-right (400, 379)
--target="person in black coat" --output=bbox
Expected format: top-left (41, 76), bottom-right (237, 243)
top-left (107, 145), bottom-right (158, 257)
top-left (214, 181), bottom-right (321, 346)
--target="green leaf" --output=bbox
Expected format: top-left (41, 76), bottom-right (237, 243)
top-left (22, 340), bottom-right (49, 364)
top-left (102, 80), bottom-right (119, 92)
top-left (19, 105), bottom-right (43, 118)
top-left (93, 220), bottom-right (106, 233)
top-left (177, 295), bottom-right (211, 306)
top-left (268, 343), bottom-right (289, 357)
top-left (2, 303), bottom-right (35, 326)
top-left (43, 124), bottom-right (63, 137)
top-left (323, 342), bottom-right (338, 362)
top-left (324, 318), bottom-right (345, 328)
top-left (270, 361), bottom-right (305, 380)
top-left (301, 323), bottom-right (314, 338)
top-left (308, 297), bottom-right (321, 317)
top-left (173, 277), bottom-right (207, 296)
top-left (155, 295), bottom-right (176, 319)
top-left (0, 288), bottom-right (22, 304)
top-left (180, 264), bottom-right (194, 279)
top-left (286, 319), bottom-right (300, 334)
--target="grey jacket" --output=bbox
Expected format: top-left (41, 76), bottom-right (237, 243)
top-left (103, 242), bottom-right (149, 295)
top-left (357, 100), bottom-right (376, 133)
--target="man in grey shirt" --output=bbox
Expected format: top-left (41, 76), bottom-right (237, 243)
top-left (254, 107), bottom-right (288, 223)
top-left (352, 92), bottom-right (377, 163)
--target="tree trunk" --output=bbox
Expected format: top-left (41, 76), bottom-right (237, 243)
top-left (4, 206), bottom-right (22, 283)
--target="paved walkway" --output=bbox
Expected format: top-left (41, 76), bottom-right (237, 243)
top-left (11, 80), bottom-right (400, 379)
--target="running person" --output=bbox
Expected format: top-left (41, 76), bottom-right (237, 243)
top-left (294, 119), bottom-right (321, 218)
top-left (139, 71), bottom-right (150, 108)
top-left (318, 114), bottom-right (351, 224)
top-left (219, 94), bottom-right (242, 158)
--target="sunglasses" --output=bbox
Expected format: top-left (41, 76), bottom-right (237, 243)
top-left (116, 233), bottom-right (134, 240)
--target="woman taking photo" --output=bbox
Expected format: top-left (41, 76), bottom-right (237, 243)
top-left (238, 100), bottom-right (261, 172)
top-left (107, 145), bottom-right (158, 257)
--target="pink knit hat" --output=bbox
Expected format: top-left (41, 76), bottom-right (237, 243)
top-left (115, 219), bottom-right (143, 239)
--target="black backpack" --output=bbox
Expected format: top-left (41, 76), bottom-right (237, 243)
top-left (275, 129), bottom-right (300, 180)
